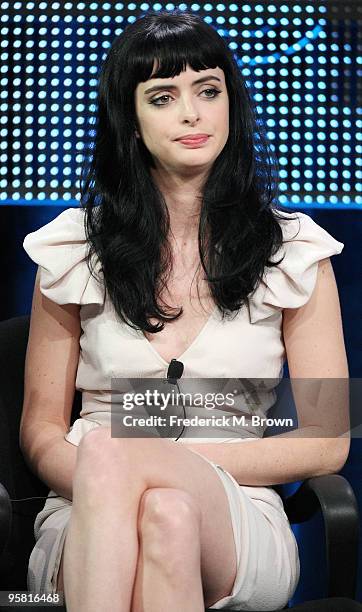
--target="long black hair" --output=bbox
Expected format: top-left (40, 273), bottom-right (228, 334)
top-left (79, 9), bottom-right (298, 333)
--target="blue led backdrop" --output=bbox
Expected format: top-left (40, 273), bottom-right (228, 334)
top-left (0, 1), bottom-right (361, 208)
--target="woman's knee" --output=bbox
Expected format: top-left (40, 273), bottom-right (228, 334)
top-left (74, 428), bottom-right (133, 495)
top-left (138, 488), bottom-right (201, 570)
top-left (78, 426), bottom-right (119, 458)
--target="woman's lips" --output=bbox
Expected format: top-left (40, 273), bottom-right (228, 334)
top-left (177, 136), bottom-right (209, 146)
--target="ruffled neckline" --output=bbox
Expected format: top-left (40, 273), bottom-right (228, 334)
top-left (23, 207), bottom-right (344, 323)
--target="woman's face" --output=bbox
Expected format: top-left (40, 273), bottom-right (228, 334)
top-left (134, 63), bottom-right (229, 177)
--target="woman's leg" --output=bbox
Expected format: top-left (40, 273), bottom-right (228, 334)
top-left (60, 429), bottom-right (238, 611)
top-left (130, 488), bottom-right (204, 612)
top-left (58, 488), bottom-right (205, 612)
top-left (58, 488), bottom-right (204, 612)
top-left (62, 463), bottom-right (142, 610)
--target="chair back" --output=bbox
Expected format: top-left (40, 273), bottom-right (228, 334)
top-left (0, 315), bottom-right (81, 589)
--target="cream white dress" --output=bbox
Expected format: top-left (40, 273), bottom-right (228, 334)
top-left (23, 207), bottom-right (344, 610)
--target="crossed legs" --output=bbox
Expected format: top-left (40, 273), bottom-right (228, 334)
top-left (58, 428), bottom-right (238, 611)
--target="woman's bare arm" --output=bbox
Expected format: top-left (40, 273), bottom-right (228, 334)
top-left (19, 267), bottom-right (81, 501)
top-left (184, 257), bottom-right (351, 485)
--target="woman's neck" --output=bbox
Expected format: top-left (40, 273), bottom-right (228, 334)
top-left (151, 166), bottom-right (205, 243)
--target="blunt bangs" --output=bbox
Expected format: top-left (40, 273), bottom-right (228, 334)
top-left (124, 12), bottom-right (231, 86)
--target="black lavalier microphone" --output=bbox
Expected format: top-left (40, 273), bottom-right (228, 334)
top-left (166, 359), bottom-right (186, 441)
top-left (167, 358), bottom-right (184, 384)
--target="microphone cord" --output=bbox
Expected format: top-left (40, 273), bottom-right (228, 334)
top-left (173, 379), bottom-right (186, 442)
top-left (9, 495), bottom-right (64, 501)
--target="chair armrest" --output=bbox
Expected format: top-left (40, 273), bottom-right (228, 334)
top-left (0, 482), bottom-right (12, 557)
top-left (283, 474), bottom-right (359, 599)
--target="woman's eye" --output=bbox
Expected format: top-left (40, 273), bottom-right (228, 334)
top-left (151, 94), bottom-right (171, 106)
top-left (203, 88), bottom-right (221, 99)
top-left (150, 88), bottom-right (221, 106)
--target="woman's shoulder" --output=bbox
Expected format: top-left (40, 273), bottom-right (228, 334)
top-left (23, 207), bottom-right (87, 254)
top-left (247, 209), bottom-right (344, 324)
top-left (23, 207), bottom-right (105, 306)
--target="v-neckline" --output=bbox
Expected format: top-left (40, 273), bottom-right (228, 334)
top-left (139, 305), bottom-right (218, 367)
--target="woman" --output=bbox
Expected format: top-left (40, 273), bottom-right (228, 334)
top-left (21, 10), bottom-right (350, 611)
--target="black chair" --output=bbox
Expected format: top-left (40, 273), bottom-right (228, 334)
top-left (0, 315), bottom-right (361, 612)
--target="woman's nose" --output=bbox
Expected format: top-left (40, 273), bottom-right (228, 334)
top-left (179, 99), bottom-right (200, 123)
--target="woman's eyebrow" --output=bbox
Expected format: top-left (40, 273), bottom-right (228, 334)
top-left (143, 75), bottom-right (222, 95)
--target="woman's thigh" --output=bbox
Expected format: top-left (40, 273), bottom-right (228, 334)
top-left (62, 429), bottom-right (238, 606)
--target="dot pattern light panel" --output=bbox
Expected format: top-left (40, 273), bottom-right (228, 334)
top-left (0, 2), bottom-right (361, 208)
